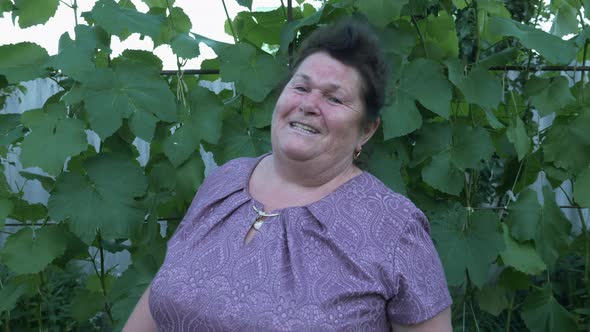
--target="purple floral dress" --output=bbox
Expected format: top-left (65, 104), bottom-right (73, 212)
top-left (149, 156), bottom-right (451, 331)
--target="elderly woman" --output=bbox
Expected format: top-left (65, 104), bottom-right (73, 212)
top-left (124, 19), bottom-right (452, 331)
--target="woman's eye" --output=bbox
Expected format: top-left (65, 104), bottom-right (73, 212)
top-left (294, 86), bottom-right (307, 92)
top-left (327, 96), bottom-right (343, 104)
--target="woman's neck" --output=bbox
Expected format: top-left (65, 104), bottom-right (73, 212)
top-left (249, 154), bottom-right (361, 212)
top-left (269, 153), bottom-right (360, 189)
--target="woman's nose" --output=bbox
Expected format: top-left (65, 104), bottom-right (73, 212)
top-left (299, 89), bottom-right (322, 115)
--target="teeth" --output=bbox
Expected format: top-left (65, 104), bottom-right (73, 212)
top-left (291, 122), bottom-right (318, 134)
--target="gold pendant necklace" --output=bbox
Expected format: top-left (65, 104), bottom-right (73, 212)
top-left (251, 205), bottom-right (279, 231)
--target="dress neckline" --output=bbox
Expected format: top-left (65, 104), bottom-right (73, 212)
top-left (242, 153), bottom-right (369, 214)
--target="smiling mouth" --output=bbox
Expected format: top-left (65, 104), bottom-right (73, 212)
top-left (290, 122), bottom-right (319, 134)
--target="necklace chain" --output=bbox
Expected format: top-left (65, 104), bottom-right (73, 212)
top-left (251, 205), bottom-right (279, 231)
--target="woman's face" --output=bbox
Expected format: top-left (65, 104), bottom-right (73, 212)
top-left (271, 52), bottom-right (377, 165)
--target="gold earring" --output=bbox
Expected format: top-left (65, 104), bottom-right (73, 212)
top-left (353, 148), bottom-right (362, 160)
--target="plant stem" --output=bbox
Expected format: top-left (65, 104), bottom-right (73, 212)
top-left (503, 158), bottom-right (525, 212)
top-left (37, 273), bottom-right (44, 332)
top-left (469, 300), bottom-right (481, 332)
top-left (96, 232), bottom-right (115, 325)
top-left (462, 299), bottom-right (466, 332)
top-left (472, 0), bottom-right (480, 63)
top-left (524, 1), bottom-right (543, 74)
top-left (72, 0), bottom-right (78, 26)
top-left (221, 0), bottom-right (238, 44)
top-left (582, 41), bottom-right (588, 101)
top-left (165, 0), bottom-right (176, 30)
top-left (566, 181), bottom-right (590, 297)
top-left (411, 16), bottom-right (430, 59)
top-left (505, 293), bottom-right (514, 332)
top-left (280, 0), bottom-right (287, 19)
top-left (0, 278), bottom-right (8, 332)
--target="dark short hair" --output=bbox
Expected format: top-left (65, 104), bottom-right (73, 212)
top-left (291, 18), bottom-right (389, 122)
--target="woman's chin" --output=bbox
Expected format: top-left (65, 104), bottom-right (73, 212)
top-left (276, 145), bottom-right (319, 162)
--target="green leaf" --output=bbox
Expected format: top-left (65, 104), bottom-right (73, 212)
top-left (211, 115), bottom-right (271, 164)
top-left (432, 208), bottom-right (504, 287)
top-left (476, 283), bottom-right (509, 316)
top-left (521, 285), bottom-right (578, 332)
top-left (47, 25), bottom-right (108, 81)
top-left (574, 167), bottom-right (590, 207)
top-left (236, 0), bottom-right (252, 10)
top-left (508, 188), bottom-right (541, 241)
top-left (400, 58), bottom-right (452, 118)
top-left (550, 1), bottom-right (579, 37)
top-left (173, 152), bottom-right (205, 206)
top-left (8, 198), bottom-right (47, 222)
top-left (478, 0), bottom-right (511, 44)
top-left (0, 282), bottom-right (28, 312)
top-left (20, 105), bottom-right (87, 176)
top-left (543, 112), bottom-right (590, 173)
top-left (14, 0), bottom-right (58, 28)
top-left (478, 47), bottom-right (519, 69)
top-left (141, 0), bottom-right (173, 8)
top-left (526, 76), bottom-right (575, 117)
top-left (506, 117), bottom-right (530, 161)
top-left (498, 268), bottom-right (531, 291)
top-left (70, 289), bottom-right (104, 322)
top-left (19, 171), bottom-right (55, 192)
top-left (356, 0), bottom-right (408, 28)
top-left (451, 123), bottom-right (494, 169)
top-left (0, 225), bottom-right (67, 274)
top-left (379, 22), bottom-right (416, 57)
top-left (412, 122), bottom-right (452, 165)
top-left (452, 0), bottom-right (466, 9)
top-left (417, 12), bottom-right (459, 60)
top-left (381, 90), bottom-right (422, 140)
top-left (489, 16), bottom-right (577, 64)
top-left (0, 198), bottom-right (13, 229)
top-left (112, 49), bottom-right (163, 72)
top-left (218, 43), bottom-right (287, 102)
top-left (537, 186), bottom-right (572, 267)
top-left (446, 60), bottom-right (503, 110)
top-left (368, 143), bottom-right (406, 195)
top-left (0, 0), bottom-right (13, 14)
top-left (422, 152), bottom-right (464, 195)
top-left (48, 153), bottom-right (148, 243)
top-left (191, 32), bottom-right (232, 55)
top-left (77, 63), bottom-right (177, 141)
top-left (168, 7), bottom-right (190, 33)
top-left (245, 91), bottom-right (277, 129)
top-left (0, 113), bottom-right (24, 146)
top-left (109, 263), bottom-right (158, 330)
top-left (500, 223), bottom-right (546, 275)
top-left (90, 0), bottom-right (165, 40)
top-left (170, 34), bottom-right (200, 59)
top-left (279, 6), bottom-right (324, 54)
top-left (232, 8), bottom-right (285, 48)
top-left (0, 42), bottom-right (49, 83)
top-left (152, 6), bottom-right (192, 46)
top-left (164, 87), bottom-right (224, 167)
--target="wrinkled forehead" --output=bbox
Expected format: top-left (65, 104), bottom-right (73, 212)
top-left (290, 52), bottom-right (364, 95)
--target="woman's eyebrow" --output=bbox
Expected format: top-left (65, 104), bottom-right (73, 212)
top-left (296, 73), bottom-right (343, 91)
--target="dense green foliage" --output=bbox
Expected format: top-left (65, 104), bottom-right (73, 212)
top-left (0, 0), bottom-right (589, 330)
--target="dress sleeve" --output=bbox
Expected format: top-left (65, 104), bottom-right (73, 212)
top-left (386, 210), bottom-right (452, 325)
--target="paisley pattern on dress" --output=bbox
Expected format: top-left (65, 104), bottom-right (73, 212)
top-left (149, 156), bottom-right (452, 331)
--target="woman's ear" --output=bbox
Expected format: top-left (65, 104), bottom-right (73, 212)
top-left (360, 118), bottom-right (380, 146)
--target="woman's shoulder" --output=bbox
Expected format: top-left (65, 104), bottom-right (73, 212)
top-left (194, 156), bottom-right (260, 200)
top-left (207, 156), bottom-right (261, 182)
top-left (309, 171), bottom-right (430, 236)
top-left (366, 172), bottom-right (430, 230)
